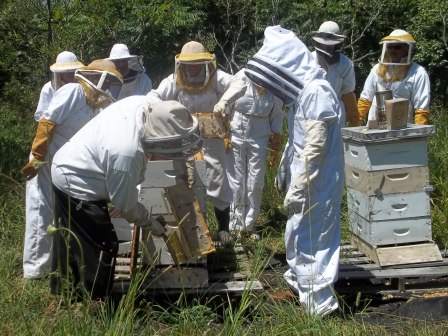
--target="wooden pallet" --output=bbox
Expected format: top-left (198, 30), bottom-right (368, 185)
top-left (113, 244), bottom-right (264, 296)
top-left (336, 243), bottom-right (448, 295)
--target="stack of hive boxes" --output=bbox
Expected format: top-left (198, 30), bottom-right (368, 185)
top-left (341, 124), bottom-right (442, 266)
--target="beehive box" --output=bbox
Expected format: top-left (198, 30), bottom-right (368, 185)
top-left (345, 165), bottom-right (429, 196)
top-left (346, 188), bottom-right (431, 222)
top-left (348, 211), bottom-right (432, 246)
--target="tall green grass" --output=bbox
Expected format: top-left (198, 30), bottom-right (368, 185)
top-left (428, 103), bottom-right (448, 249)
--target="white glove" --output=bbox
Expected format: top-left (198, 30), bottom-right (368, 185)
top-left (283, 119), bottom-right (328, 217)
top-left (213, 100), bottom-right (227, 118)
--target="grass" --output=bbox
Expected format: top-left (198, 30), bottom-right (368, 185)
top-left (1, 105), bottom-right (448, 334)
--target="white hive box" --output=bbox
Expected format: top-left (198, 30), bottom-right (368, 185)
top-left (342, 124), bottom-right (434, 171)
top-left (348, 211), bottom-right (431, 246)
top-left (345, 165), bottom-right (429, 196)
top-left (347, 188), bottom-right (431, 222)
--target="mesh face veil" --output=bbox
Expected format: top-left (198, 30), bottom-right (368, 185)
top-left (74, 59), bottom-right (123, 108)
top-left (174, 41), bottom-right (217, 93)
top-left (379, 29), bottom-right (416, 65)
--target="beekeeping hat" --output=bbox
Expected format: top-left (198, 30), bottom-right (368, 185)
top-left (381, 29), bottom-right (416, 44)
top-left (379, 29), bottom-right (415, 65)
top-left (176, 41), bottom-right (214, 62)
top-left (107, 43), bottom-right (136, 60)
top-left (311, 21), bottom-right (346, 45)
top-left (142, 100), bottom-right (202, 158)
top-left (245, 25), bottom-right (323, 106)
top-left (50, 51), bottom-right (84, 72)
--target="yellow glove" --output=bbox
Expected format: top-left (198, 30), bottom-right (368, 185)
top-left (358, 98), bottom-right (372, 126)
top-left (415, 109), bottom-right (429, 125)
top-left (224, 137), bottom-right (232, 153)
top-left (21, 119), bottom-right (56, 180)
top-left (20, 157), bottom-right (42, 180)
top-left (268, 133), bottom-right (283, 167)
top-left (342, 92), bottom-right (361, 126)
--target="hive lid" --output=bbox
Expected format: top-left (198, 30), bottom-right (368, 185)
top-left (341, 124), bottom-right (436, 143)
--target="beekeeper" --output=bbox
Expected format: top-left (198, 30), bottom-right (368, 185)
top-left (311, 21), bottom-right (360, 126)
top-left (358, 29), bottom-right (431, 124)
top-left (107, 43), bottom-right (152, 99)
top-left (50, 99), bottom-right (202, 300)
top-left (227, 69), bottom-right (284, 239)
top-left (245, 26), bottom-right (344, 317)
top-left (23, 51), bottom-right (84, 280)
top-left (147, 41), bottom-right (245, 241)
top-left (21, 59), bottom-right (123, 279)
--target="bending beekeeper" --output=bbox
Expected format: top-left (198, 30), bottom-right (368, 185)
top-left (21, 58), bottom-right (122, 280)
top-left (227, 69), bottom-right (284, 239)
top-left (311, 21), bottom-right (360, 126)
top-left (245, 26), bottom-right (344, 317)
top-left (107, 43), bottom-right (152, 99)
top-left (147, 41), bottom-right (245, 242)
top-left (358, 29), bottom-right (431, 124)
top-left (50, 99), bottom-right (202, 300)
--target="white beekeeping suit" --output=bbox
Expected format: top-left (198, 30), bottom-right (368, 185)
top-left (358, 29), bottom-right (431, 125)
top-left (22, 51), bottom-right (84, 279)
top-left (147, 41), bottom-right (245, 239)
top-left (311, 21), bottom-right (360, 126)
top-left (245, 26), bottom-right (344, 317)
top-left (227, 69), bottom-right (284, 236)
top-left (107, 43), bottom-right (152, 99)
top-left (21, 59), bottom-right (123, 279)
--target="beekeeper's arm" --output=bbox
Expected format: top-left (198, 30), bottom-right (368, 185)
top-left (284, 119), bottom-right (327, 216)
top-left (213, 73), bottom-right (247, 117)
top-left (146, 75), bottom-right (178, 104)
top-left (357, 67), bottom-right (377, 124)
top-left (340, 60), bottom-right (361, 126)
top-left (268, 97), bottom-right (285, 167)
top-left (20, 118), bottom-right (56, 180)
top-left (343, 92), bottom-right (361, 126)
top-left (105, 154), bottom-right (165, 237)
top-left (412, 67), bottom-right (431, 125)
top-left (21, 84), bottom-right (83, 180)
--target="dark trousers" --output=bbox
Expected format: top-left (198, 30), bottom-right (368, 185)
top-left (50, 185), bottom-right (118, 301)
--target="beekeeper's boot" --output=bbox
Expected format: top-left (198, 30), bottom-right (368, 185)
top-left (214, 206), bottom-right (233, 245)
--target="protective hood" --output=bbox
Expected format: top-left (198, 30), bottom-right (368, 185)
top-left (141, 100), bottom-right (203, 159)
top-left (245, 25), bottom-right (324, 106)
